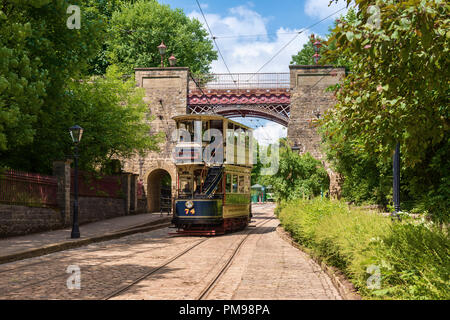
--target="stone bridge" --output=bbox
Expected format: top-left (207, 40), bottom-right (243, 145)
top-left (122, 65), bottom-right (346, 211)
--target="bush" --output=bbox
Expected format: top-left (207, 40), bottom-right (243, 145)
top-left (278, 199), bottom-right (449, 300)
top-left (262, 144), bottom-right (329, 202)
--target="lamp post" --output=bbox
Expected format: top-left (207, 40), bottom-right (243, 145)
top-left (69, 125), bottom-right (83, 239)
top-left (168, 54), bottom-right (177, 67)
top-left (310, 34), bottom-right (322, 65)
top-left (158, 41), bottom-right (167, 68)
top-left (313, 41), bottom-right (322, 65)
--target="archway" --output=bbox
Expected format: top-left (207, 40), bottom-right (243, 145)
top-left (147, 169), bottom-right (172, 213)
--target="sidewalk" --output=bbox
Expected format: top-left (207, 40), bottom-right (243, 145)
top-left (0, 212), bottom-right (172, 265)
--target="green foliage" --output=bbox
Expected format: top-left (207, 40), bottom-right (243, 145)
top-left (278, 199), bottom-right (450, 300)
top-left (251, 140), bottom-right (263, 185)
top-left (106, 0), bottom-right (217, 75)
top-left (290, 40), bottom-right (318, 65)
top-left (321, 0), bottom-right (449, 222)
top-left (262, 141), bottom-right (329, 201)
top-left (324, 0), bottom-right (449, 167)
top-left (0, 1), bottom-right (163, 174)
top-left (0, 0), bottom-right (103, 153)
top-left (319, 117), bottom-right (392, 207)
top-left (290, 8), bottom-right (357, 68)
top-left (4, 67), bottom-right (163, 173)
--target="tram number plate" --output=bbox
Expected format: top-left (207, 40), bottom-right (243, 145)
top-left (185, 209), bottom-right (196, 215)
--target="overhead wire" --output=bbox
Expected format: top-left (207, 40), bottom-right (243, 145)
top-left (246, 6), bottom-right (347, 80)
top-left (194, 0), bottom-right (238, 87)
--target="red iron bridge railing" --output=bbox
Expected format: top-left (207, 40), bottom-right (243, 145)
top-left (0, 169), bottom-right (58, 208)
top-left (190, 73), bottom-right (290, 93)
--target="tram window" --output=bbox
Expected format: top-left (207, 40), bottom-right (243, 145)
top-left (194, 170), bottom-right (203, 193)
top-left (232, 175), bottom-right (238, 193)
top-left (178, 120), bottom-right (201, 142)
top-left (227, 122), bottom-right (234, 144)
top-left (202, 121), bottom-right (210, 141)
top-left (238, 176), bottom-right (245, 193)
top-left (245, 175), bottom-right (250, 193)
top-left (226, 174), bottom-right (232, 193)
top-left (210, 120), bottom-right (223, 131)
top-left (179, 177), bottom-right (192, 194)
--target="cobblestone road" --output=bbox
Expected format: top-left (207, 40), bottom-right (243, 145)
top-left (0, 204), bottom-right (341, 300)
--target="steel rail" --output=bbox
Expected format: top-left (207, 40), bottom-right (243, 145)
top-left (196, 217), bottom-right (274, 300)
top-left (103, 215), bottom-right (274, 300)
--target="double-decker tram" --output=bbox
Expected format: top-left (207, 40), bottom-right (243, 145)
top-left (171, 115), bottom-right (253, 236)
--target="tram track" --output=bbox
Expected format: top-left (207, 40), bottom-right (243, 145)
top-left (196, 218), bottom-right (274, 300)
top-left (103, 215), bottom-right (275, 300)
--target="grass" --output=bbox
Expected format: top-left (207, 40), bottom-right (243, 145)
top-left (277, 198), bottom-right (450, 300)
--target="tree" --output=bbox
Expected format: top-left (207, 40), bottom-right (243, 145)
top-left (0, 0), bottom-right (104, 159)
top-left (262, 141), bottom-right (329, 202)
top-left (290, 7), bottom-right (357, 68)
top-left (290, 40), bottom-right (318, 65)
top-left (84, 0), bottom-right (138, 75)
top-left (5, 67), bottom-right (163, 173)
top-left (106, 0), bottom-right (218, 75)
top-left (322, 0), bottom-right (449, 221)
top-left (0, 1), bottom-right (162, 174)
top-left (324, 0), bottom-right (449, 167)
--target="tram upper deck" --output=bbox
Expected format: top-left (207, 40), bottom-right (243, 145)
top-left (172, 115), bottom-right (254, 168)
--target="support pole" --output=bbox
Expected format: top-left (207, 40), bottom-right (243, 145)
top-left (392, 142), bottom-right (401, 220)
top-left (71, 145), bottom-right (81, 238)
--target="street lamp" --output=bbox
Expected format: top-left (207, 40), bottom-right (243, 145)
top-left (169, 54), bottom-right (177, 67)
top-left (69, 125), bottom-right (83, 239)
top-left (313, 40), bottom-right (322, 65)
top-left (158, 41), bottom-right (167, 68)
top-left (291, 143), bottom-right (301, 153)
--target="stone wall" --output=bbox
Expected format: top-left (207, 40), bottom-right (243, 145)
top-left (137, 199), bottom-right (148, 214)
top-left (0, 163), bottom-right (142, 238)
top-left (288, 65), bottom-right (346, 197)
top-left (0, 204), bottom-right (62, 238)
top-left (122, 68), bottom-right (189, 208)
top-left (71, 196), bottom-right (127, 225)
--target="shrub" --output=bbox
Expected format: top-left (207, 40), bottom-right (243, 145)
top-left (278, 198), bottom-right (449, 300)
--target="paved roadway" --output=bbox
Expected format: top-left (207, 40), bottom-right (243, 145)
top-left (0, 204), bottom-right (341, 300)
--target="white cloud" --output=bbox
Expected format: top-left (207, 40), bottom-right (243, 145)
top-left (253, 122), bottom-right (287, 146)
top-left (305, 0), bottom-right (352, 20)
top-left (188, 5), bottom-right (310, 73)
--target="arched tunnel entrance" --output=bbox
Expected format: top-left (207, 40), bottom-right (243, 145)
top-left (147, 169), bottom-right (172, 213)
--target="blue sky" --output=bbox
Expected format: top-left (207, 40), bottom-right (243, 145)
top-left (158, 0), bottom-right (352, 143)
top-left (161, 0), bottom-right (346, 39)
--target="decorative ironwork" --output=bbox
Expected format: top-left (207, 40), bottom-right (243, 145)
top-left (189, 104), bottom-right (290, 127)
top-left (190, 73), bottom-right (290, 93)
top-left (0, 169), bottom-right (58, 208)
top-left (188, 72), bottom-right (291, 126)
top-left (188, 92), bottom-right (290, 106)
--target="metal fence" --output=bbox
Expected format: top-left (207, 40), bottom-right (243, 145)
top-left (0, 169), bottom-right (58, 208)
top-left (71, 171), bottom-right (124, 199)
top-left (191, 73), bottom-right (290, 92)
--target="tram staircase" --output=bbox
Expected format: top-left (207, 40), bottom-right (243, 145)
top-left (199, 166), bottom-right (223, 199)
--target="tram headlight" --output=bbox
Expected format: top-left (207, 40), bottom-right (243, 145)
top-left (185, 201), bottom-right (194, 209)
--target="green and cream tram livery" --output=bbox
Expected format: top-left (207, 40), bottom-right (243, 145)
top-left (172, 115), bottom-right (253, 236)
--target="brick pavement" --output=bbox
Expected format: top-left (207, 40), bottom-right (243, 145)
top-left (0, 204), bottom-right (342, 300)
top-left (0, 212), bottom-right (170, 262)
